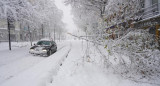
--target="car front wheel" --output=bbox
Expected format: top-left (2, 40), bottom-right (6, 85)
top-left (47, 50), bottom-right (51, 57)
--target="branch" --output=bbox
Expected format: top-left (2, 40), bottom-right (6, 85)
top-left (67, 33), bottom-right (104, 46)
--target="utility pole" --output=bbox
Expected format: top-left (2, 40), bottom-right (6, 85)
top-left (42, 24), bottom-right (44, 39)
top-left (7, 17), bottom-right (11, 50)
top-left (59, 32), bottom-right (60, 42)
top-left (54, 25), bottom-right (56, 41)
top-left (49, 33), bottom-right (51, 38)
top-left (28, 25), bottom-right (32, 46)
top-left (7, 9), bottom-right (17, 51)
top-left (7, 10), bottom-right (15, 51)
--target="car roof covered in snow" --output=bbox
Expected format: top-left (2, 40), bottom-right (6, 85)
top-left (40, 38), bottom-right (53, 41)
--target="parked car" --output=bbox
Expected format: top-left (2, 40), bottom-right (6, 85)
top-left (29, 39), bottom-right (57, 57)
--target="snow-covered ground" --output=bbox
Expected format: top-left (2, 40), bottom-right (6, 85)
top-left (50, 40), bottom-right (155, 86)
top-left (0, 41), bottom-right (67, 85)
top-left (0, 40), bottom-right (158, 86)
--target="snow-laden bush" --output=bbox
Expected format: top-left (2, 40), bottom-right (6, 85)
top-left (105, 29), bottom-right (160, 80)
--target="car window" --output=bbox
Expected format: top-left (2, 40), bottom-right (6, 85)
top-left (37, 41), bottom-right (51, 45)
top-left (51, 41), bottom-right (56, 45)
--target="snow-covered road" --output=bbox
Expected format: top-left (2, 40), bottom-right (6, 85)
top-left (0, 40), bottom-right (156, 86)
top-left (0, 41), bottom-right (68, 85)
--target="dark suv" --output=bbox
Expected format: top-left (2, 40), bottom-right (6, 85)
top-left (29, 40), bottom-right (57, 57)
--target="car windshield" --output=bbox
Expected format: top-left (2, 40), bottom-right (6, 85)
top-left (37, 41), bottom-right (51, 46)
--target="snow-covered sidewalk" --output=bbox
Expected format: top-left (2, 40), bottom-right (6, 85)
top-left (49, 40), bottom-right (154, 86)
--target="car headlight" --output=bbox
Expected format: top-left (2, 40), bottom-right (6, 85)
top-left (30, 49), bottom-right (34, 51)
top-left (42, 49), bottom-right (47, 52)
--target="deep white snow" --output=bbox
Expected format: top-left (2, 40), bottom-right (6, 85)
top-left (0, 41), bottom-right (67, 85)
top-left (0, 40), bottom-right (158, 86)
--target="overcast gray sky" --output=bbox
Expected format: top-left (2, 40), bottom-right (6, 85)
top-left (55, 0), bottom-right (77, 33)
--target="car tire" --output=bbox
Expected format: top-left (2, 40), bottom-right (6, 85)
top-left (50, 50), bottom-right (53, 54)
top-left (47, 50), bottom-right (51, 56)
top-left (55, 47), bottom-right (57, 52)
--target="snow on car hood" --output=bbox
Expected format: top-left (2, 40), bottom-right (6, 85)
top-left (34, 46), bottom-right (44, 51)
top-left (30, 45), bottom-right (50, 50)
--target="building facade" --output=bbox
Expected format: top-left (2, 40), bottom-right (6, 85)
top-left (105, 0), bottom-right (160, 42)
top-left (134, 0), bottom-right (160, 45)
top-left (139, 0), bottom-right (160, 19)
top-left (0, 18), bottom-right (21, 42)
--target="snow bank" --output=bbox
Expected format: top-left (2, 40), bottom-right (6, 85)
top-left (0, 45), bottom-right (71, 86)
top-left (0, 42), bottom-right (30, 51)
top-left (49, 40), bottom-right (153, 86)
top-left (101, 29), bottom-right (160, 85)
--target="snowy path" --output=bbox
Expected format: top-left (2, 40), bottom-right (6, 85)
top-left (50, 40), bottom-right (153, 86)
top-left (0, 41), bottom-right (67, 85)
